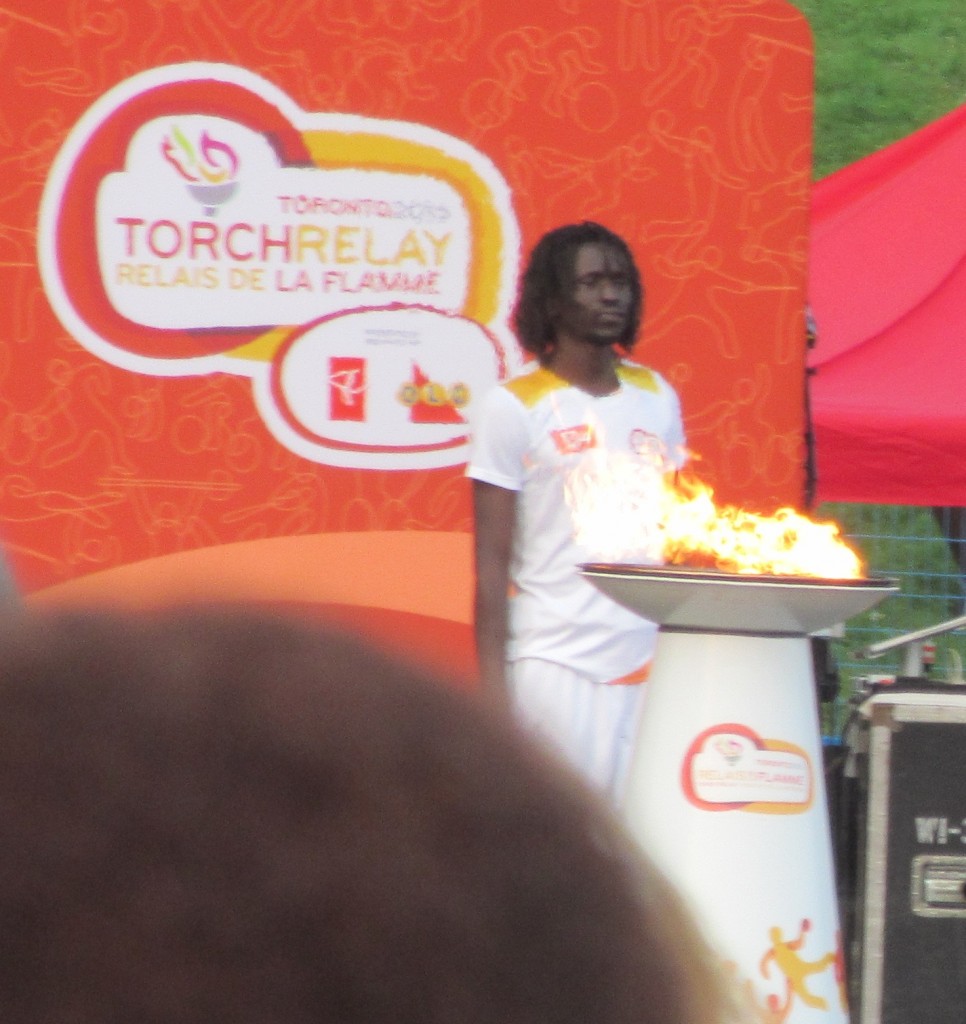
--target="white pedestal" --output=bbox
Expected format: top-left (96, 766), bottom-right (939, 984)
top-left (624, 629), bottom-right (846, 1022)
top-left (581, 565), bottom-right (897, 1024)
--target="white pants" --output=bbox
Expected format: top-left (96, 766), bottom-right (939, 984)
top-left (509, 658), bottom-right (646, 802)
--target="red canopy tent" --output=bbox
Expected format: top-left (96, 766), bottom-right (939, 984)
top-left (808, 101), bottom-right (966, 506)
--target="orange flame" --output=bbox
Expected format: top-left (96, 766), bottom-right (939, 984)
top-left (567, 455), bottom-right (864, 579)
top-left (658, 473), bottom-right (864, 578)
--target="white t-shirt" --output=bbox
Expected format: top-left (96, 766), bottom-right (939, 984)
top-left (467, 361), bottom-right (686, 682)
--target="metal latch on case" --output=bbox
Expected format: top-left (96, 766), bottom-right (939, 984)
top-left (912, 855), bottom-right (966, 916)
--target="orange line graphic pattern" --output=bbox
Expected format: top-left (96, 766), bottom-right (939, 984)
top-left (0, 1), bottom-right (811, 614)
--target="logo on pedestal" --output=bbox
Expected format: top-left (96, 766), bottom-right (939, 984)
top-left (682, 723), bottom-right (813, 813)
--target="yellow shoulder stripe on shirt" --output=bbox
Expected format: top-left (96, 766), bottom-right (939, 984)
top-left (617, 363), bottom-right (660, 392)
top-left (503, 366), bottom-right (569, 408)
top-left (503, 363), bottom-right (660, 407)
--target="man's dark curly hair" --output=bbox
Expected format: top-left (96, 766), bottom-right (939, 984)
top-left (513, 221), bottom-right (644, 359)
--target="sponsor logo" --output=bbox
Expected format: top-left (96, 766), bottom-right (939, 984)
top-left (397, 364), bottom-right (469, 424)
top-left (552, 424), bottom-right (596, 455)
top-left (329, 356), bottom-right (367, 422)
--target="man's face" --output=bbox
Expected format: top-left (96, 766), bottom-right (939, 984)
top-left (555, 242), bottom-right (637, 347)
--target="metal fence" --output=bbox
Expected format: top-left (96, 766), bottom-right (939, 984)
top-left (819, 503), bottom-right (966, 737)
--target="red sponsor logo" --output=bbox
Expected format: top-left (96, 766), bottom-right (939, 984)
top-left (551, 424), bottom-right (596, 454)
top-left (329, 356), bottom-right (367, 421)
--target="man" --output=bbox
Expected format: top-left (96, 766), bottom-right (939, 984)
top-left (467, 222), bottom-right (686, 798)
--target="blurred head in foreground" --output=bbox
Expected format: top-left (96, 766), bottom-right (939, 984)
top-left (0, 607), bottom-right (745, 1024)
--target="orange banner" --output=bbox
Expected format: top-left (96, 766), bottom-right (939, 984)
top-left (0, 1), bottom-right (813, 676)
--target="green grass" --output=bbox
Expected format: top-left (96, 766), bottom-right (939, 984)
top-left (794, 0), bottom-right (966, 176)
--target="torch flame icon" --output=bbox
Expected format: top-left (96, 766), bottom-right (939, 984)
top-left (714, 736), bottom-right (744, 766)
top-left (161, 124), bottom-right (240, 215)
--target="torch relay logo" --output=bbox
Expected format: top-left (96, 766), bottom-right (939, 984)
top-left (162, 125), bottom-right (240, 215)
top-left (38, 63), bottom-right (520, 469)
top-left (682, 723), bottom-right (814, 814)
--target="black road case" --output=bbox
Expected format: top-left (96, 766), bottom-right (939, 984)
top-left (853, 690), bottom-right (966, 1024)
